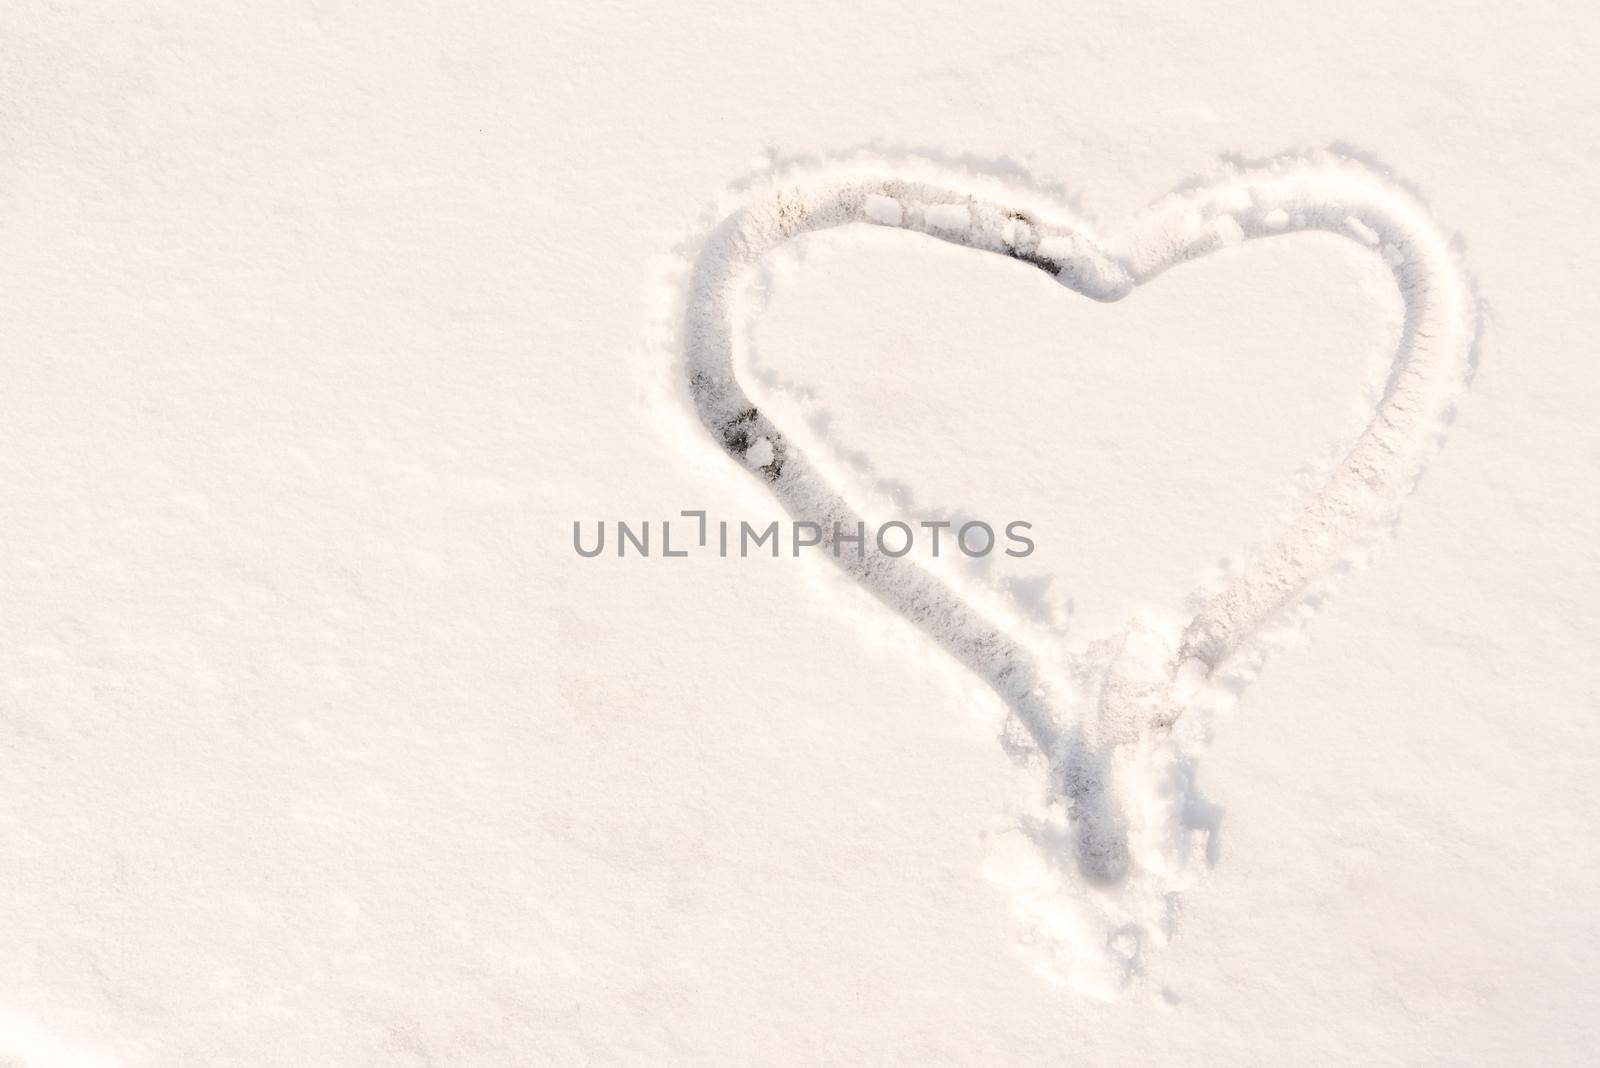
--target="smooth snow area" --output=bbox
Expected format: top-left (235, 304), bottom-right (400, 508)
top-left (2, 1), bottom-right (1598, 1064)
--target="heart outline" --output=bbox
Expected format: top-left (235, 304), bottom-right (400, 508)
top-left (680, 150), bottom-right (1477, 980)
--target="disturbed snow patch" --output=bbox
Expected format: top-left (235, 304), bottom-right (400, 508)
top-left (675, 151), bottom-right (1477, 996)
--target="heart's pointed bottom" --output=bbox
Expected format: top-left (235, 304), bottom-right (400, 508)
top-left (1056, 745), bottom-right (1133, 886)
top-left (995, 706), bottom-right (1215, 998)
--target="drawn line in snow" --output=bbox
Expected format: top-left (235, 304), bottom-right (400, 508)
top-left (679, 150), bottom-right (1478, 996)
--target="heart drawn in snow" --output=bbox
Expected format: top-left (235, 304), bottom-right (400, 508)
top-left (680, 151), bottom-right (1477, 995)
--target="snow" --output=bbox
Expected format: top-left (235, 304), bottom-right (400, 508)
top-left (924, 203), bottom-right (973, 232)
top-left (743, 436), bottom-right (776, 468)
top-left (683, 152), bottom-right (1477, 996)
top-left (862, 194), bottom-right (904, 226)
top-left (3, 1), bottom-right (1599, 1065)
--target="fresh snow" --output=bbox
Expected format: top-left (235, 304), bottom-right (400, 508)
top-left (2, 1), bottom-right (1598, 1065)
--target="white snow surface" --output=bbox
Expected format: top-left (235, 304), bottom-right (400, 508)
top-left (3, 1), bottom-right (1599, 1065)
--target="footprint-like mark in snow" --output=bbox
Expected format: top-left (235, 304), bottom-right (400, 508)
top-left (679, 151), bottom-right (1477, 997)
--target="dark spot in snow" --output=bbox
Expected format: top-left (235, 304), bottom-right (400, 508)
top-left (720, 406), bottom-right (760, 452)
top-left (1009, 247), bottom-right (1060, 275)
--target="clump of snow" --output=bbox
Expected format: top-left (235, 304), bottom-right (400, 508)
top-left (744, 436), bottom-right (775, 467)
top-left (1035, 234), bottom-right (1077, 261)
top-left (1345, 215), bottom-right (1380, 245)
top-left (925, 203), bottom-right (972, 232)
top-left (1211, 214), bottom-right (1245, 246)
top-left (862, 194), bottom-right (903, 226)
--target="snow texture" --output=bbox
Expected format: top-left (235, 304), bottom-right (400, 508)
top-left (4, 1), bottom-right (1599, 1064)
top-left (682, 153), bottom-right (1476, 994)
